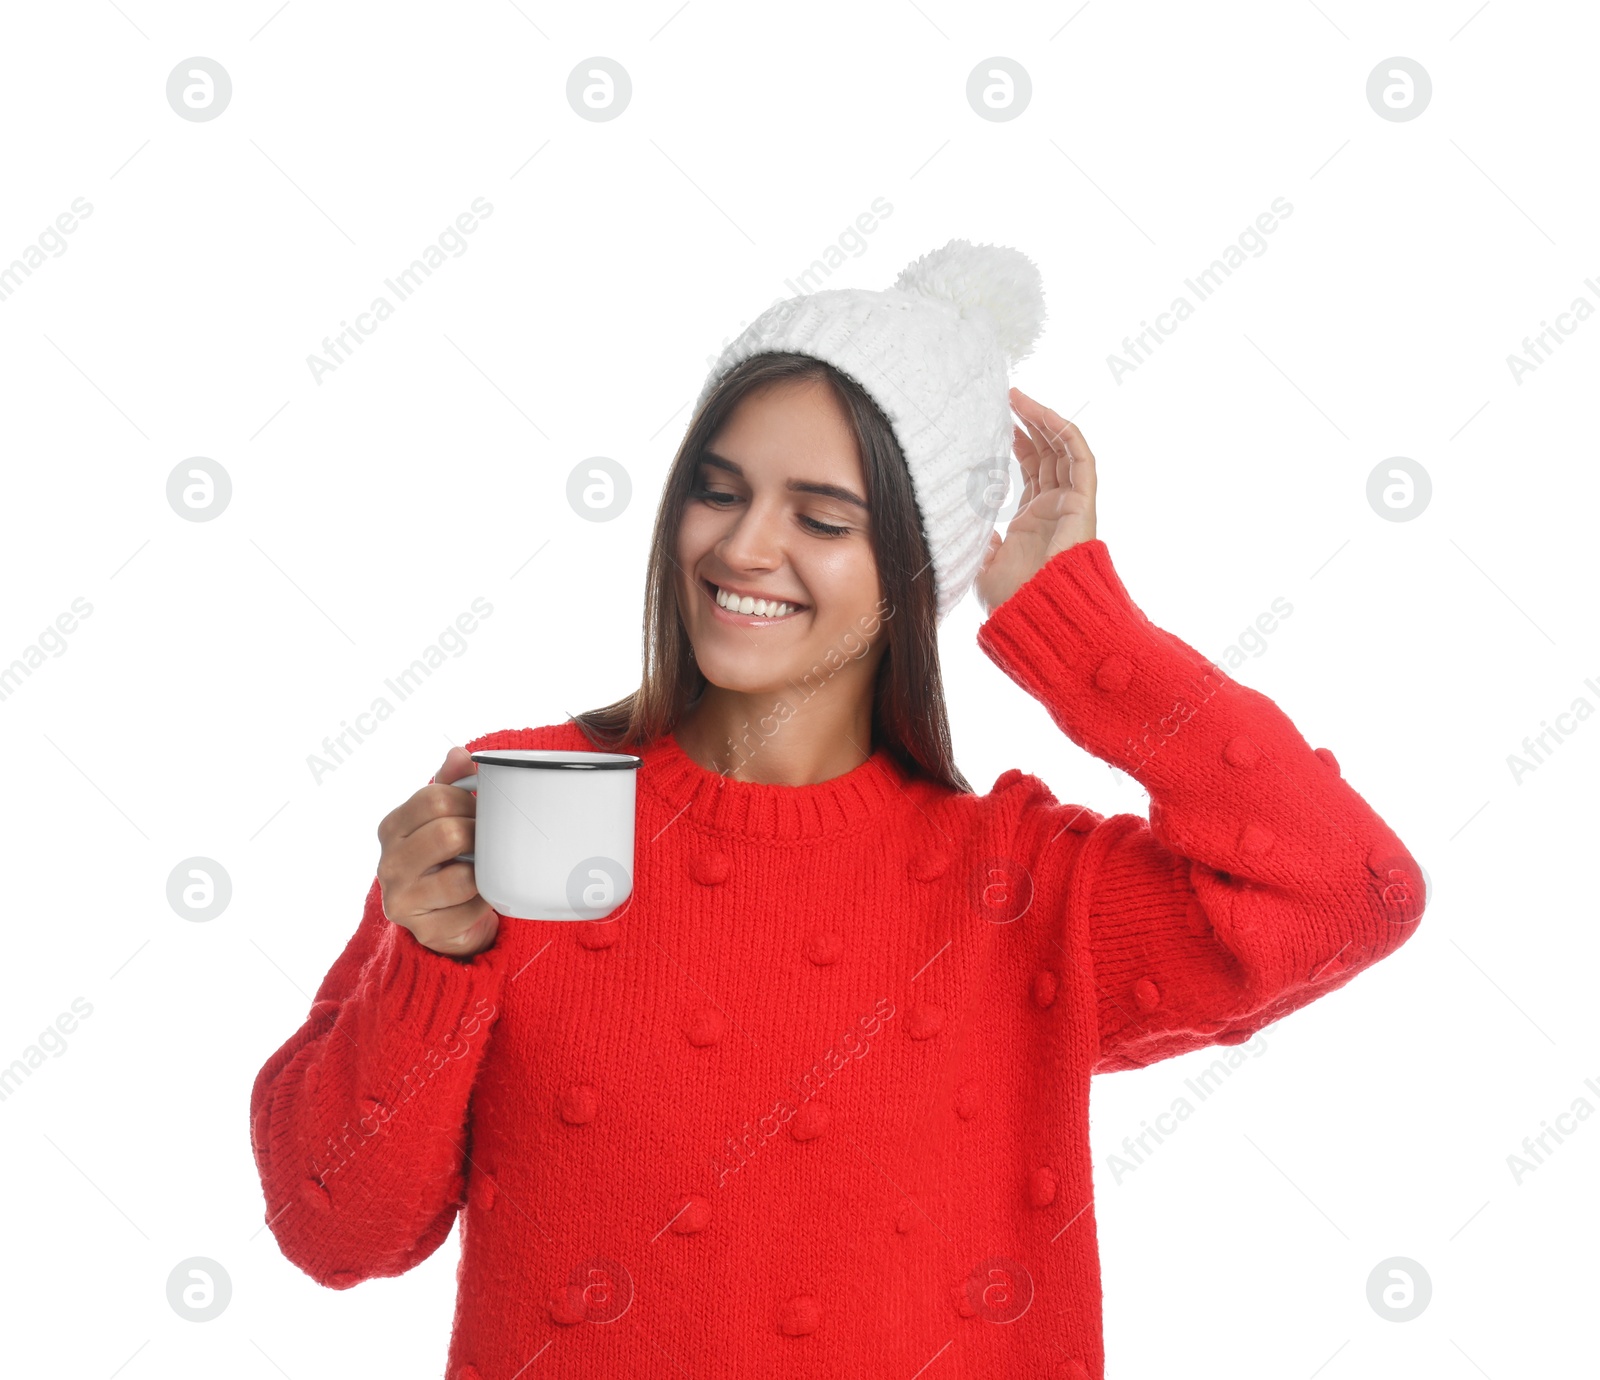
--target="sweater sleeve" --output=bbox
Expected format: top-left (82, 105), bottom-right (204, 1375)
top-left (248, 868), bottom-right (510, 1287)
top-left (976, 538), bottom-right (1426, 1073)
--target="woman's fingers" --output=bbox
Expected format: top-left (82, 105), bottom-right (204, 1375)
top-left (1011, 425), bottom-right (1041, 510)
top-left (1031, 395), bottom-right (1094, 497)
top-left (1057, 414), bottom-right (1097, 499)
top-left (434, 745), bottom-right (475, 786)
top-left (1012, 388), bottom-right (1096, 499)
top-left (1010, 388), bottom-right (1066, 494)
top-left (1012, 415), bottom-right (1041, 484)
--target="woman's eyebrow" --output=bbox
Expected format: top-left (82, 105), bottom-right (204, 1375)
top-left (700, 451), bottom-right (870, 510)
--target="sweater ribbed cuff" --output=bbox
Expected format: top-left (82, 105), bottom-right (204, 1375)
top-left (975, 539), bottom-right (1229, 787)
top-left (349, 914), bottom-right (508, 1103)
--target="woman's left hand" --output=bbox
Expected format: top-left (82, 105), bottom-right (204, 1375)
top-left (973, 388), bottom-right (1098, 616)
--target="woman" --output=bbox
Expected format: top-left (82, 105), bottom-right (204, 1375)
top-left (249, 241), bottom-right (1425, 1379)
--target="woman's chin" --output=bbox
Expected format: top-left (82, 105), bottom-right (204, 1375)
top-left (690, 653), bottom-right (798, 698)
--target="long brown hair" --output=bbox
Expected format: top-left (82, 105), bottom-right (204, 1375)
top-left (572, 351), bottom-right (972, 794)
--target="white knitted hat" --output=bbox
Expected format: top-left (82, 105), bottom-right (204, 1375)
top-left (694, 238), bottom-right (1048, 624)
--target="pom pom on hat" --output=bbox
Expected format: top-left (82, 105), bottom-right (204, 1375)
top-left (893, 239), bottom-right (1047, 367)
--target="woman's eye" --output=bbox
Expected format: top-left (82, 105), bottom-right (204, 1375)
top-left (692, 485), bottom-right (848, 537)
top-left (801, 515), bottom-right (850, 537)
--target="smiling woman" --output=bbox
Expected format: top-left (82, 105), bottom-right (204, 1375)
top-left (251, 240), bottom-right (1426, 1380)
top-left (572, 349), bottom-right (967, 791)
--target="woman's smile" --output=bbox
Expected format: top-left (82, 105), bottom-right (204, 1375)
top-left (700, 577), bottom-right (810, 626)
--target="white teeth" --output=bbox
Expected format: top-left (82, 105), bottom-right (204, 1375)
top-left (714, 585), bottom-right (796, 618)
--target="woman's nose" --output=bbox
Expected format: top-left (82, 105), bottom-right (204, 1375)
top-left (718, 503), bottom-right (784, 568)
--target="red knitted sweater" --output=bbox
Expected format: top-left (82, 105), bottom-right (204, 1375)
top-left (249, 539), bottom-right (1425, 1379)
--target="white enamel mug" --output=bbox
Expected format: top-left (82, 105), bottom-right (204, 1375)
top-left (447, 749), bottom-right (641, 921)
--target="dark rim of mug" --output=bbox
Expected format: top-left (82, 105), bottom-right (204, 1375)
top-left (468, 752), bottom-right (642, 770)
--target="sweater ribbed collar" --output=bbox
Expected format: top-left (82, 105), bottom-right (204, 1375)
top-left (638, 728), bottom-right (913, 841)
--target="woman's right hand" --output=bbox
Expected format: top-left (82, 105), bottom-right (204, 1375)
top-left (376, 746), bottom-right (498, 958)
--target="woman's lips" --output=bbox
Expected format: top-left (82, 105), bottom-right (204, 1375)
top-left (702, 578), bottom-right (808, 626)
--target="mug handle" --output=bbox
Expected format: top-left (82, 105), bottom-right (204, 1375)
top-left (444, 774), bottom-right (477, 863)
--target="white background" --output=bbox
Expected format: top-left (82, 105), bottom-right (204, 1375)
top-left (1, 1), bottom-right (1594, 1376)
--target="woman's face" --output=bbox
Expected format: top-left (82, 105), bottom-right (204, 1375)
top-left (675, 377), bottom-right (889, 700)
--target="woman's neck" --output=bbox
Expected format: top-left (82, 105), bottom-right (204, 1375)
top-left (673, 686), bottom-right (874, 786)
